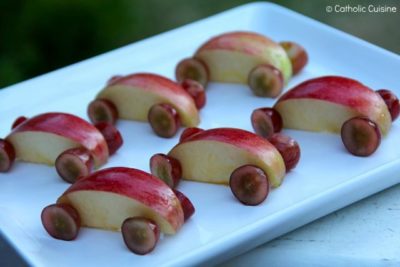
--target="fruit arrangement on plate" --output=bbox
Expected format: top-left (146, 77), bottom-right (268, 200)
top-left (41, 167), bottom-right (195, 255)
top-left (2, 28), bottom-right (397, 258)
top-left (0, 112), bottom-right (123, 182)
top-left (175, 31), bottom-right (308, 97)
top-left (87, 73), bottom-right (203, 138)
top-left (253, 76), bottom-right (399, 156)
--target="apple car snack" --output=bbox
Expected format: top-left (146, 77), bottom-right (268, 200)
top-left (175, 31), bottom-right (308, 97)
top-left (41, 167), bottom-right (195, 255)
top-left (0, 113), bottom-right (123, 183)
top-left (151, 127), bottom-right (298, 206)
top-left (87, 73), bottom-right (201, 138)
top-left (254, 76), bottom-right (397, 157)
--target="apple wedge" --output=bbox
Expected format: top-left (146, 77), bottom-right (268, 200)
top-left (194, 31), bottom-right (293, 84)
top-left (57, 167), bottom-right (184, 235)
top-left (6, 113), bottom-right (108, 167)
top-left (95, 73), bottom-right (199, 127)
top-left (274, 76), bottom-right (392, 135)
top-left (168, 128), bottom-right (286, 188)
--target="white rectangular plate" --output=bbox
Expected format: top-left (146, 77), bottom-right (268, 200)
top-left (1, 2), bottom-right (399, 266)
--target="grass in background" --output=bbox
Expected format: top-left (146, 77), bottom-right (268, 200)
top-left (0, 0), bottom-right (399, 88)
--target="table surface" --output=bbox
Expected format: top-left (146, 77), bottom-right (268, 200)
top-left (220, 183), bottom-right (400, 267)
top-left (1, 182), bottom-right (399, 267)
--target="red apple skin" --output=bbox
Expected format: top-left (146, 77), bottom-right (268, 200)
top-left (57, 167), bottom-right (184, 233)
top-left (196, 31), bottom-right (278, 56)
top-left (107, 73), bottom-right (189, 95)
top-left (178, 127), bottom-right (275, 153)
top-left (277, 76), bottom-right (378, 106)
top-left (274, 76), bottom-right (392, 135)
top-left (7, 113), bottom-right (108, 167)
top-left (108, 73), bottom-right (196, 104)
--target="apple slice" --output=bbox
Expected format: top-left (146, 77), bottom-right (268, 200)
top-left (193, 31), bottom-right (292, 85)
top-left (96, 73), bottom-right (199, 127)
top-left (274, 76), bottom-right (392, 135)
top-left (6, 113), bottom-right (108, 167)
top-left (168, 128), bottom-right (286, 188)
top-left (57, 167), bottom-right (184, 235)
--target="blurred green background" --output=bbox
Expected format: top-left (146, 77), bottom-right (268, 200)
top-left (0, 0), bottom-right (399, 89)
